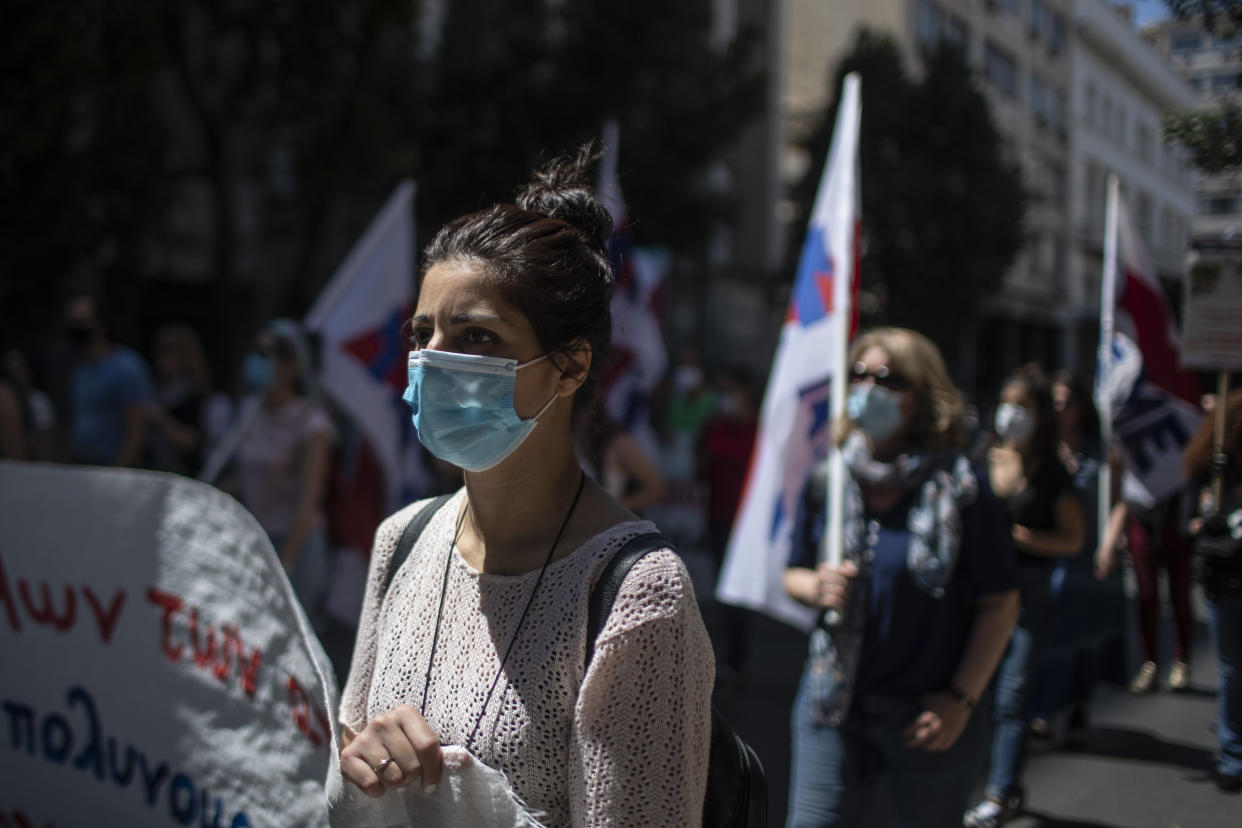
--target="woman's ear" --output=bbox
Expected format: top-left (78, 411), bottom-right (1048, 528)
top-left (551, 340), bottom-right (592, 397)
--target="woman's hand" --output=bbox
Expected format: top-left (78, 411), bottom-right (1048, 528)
top-left (1094, 541), bottom-right (1117, 580)
top-left (1011, 523), bottom-right (1034, 548)
top-left (784, 563), bottom-right (854, 608)
top-left (903, 691), bottom-right (971, 751)
top-left (783, 561), bottom-right (860, 609)
top-left (813, 561), bottom-right (859, 610)
top-left (339, 705), bottom-right (443, 798)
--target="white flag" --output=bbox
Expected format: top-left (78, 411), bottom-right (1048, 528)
top-left (717, 74), bottom-right (861, 630)
top-left (305, 181), bottom-right (417, 512)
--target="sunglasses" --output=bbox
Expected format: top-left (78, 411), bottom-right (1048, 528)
top-left (849, 362), bottom-right (912, 391)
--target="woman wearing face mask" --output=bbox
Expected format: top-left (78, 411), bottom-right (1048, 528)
top-left (334, 150), bottom-right (713, 826)
top-left (784, 327), bottom-right (1019, 828)
top-left (964, 366), bottom-right (1086, 828)
top-left (231, 319), bottom-right (336, 630)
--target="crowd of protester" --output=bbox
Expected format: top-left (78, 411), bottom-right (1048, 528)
top-left (2, 286), bottom-right (1238, 822)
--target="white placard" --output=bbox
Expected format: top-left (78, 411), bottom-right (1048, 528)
top-left (0, 461), bottom-right (336, 827)
top-left (1183, 255), bottom-right (1242, 371)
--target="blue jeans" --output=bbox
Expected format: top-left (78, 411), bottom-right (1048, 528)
top-left (1211, 598), bottom-right (1242, 777)
top-left (787, 668), bottom-right (991, 827)
top-left (984, 565), bottom-right (1054, 799)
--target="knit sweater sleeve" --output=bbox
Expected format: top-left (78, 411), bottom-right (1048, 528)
top-left (569, 548), bottom-right (714, 826)
top-left (338, 499), bottom-right (428, 734)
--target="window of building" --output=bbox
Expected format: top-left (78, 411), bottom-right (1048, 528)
top-left (1204, 195), bottom-right (1241, 214)
top-left (1116, 105), bottom-right (1127, 144)
top-left (1047, 10), bottom-right (1067, 54)
top-left (1136, 191), bottom-right (1154, 239)
top-left (986, 40), bottom-right (1019, 98)
top-left (1212, 72), bottom-right (1240, 91)
top-left (916, 1), bottom-right (969, 52)
top-left (943, 11), bottom-right (968, 48)
top-left (1084, 81), bottom-right (1097, 125)
top-left (1085, 160), bottom-right (1104, 226)
top-left (916, 0), bottom-right (941, 49)
top-left (990, 0), bottom-right (1020, 15)
top-left (1030, 74), bottom-right (1047, 122)
top-left (1172, 33), bottom-right (1202, 53)
top-left (1029, 0), bottom-right (1045, 39)
top-left (1050, 86), bottom-right (1066, 134)
top-left (1048, 159), bottom-right (1066, 205)
top-left (1215, 33), bottom-right (1240, 53)
top-left (1102, 95), bottom-right (1113, 136)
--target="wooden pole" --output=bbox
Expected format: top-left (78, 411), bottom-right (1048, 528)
top-left (1212, 370), bottom-right (1230, 507)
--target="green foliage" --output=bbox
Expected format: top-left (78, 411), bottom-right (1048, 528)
top-left (1161, 3), bottom-right (1242, 175)
top-left (790, 31), bottom-right (1025, 354)
top-left (1, 0), bottom-right (762, 355)
top-left (1165, 103), bottom-right (1242, 172)
top-left (418, 0), bottom-right (764, 249)
top-left (1, 1), bottom-right (168, 344)
top-left (1166, 1), bottom-right (1242, 32)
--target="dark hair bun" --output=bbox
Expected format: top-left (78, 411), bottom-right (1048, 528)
top-left (516, 145), bottom-right (614, 254)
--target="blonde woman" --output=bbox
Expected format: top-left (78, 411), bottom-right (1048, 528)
top-left (783, 327), bottom-right (1019, 828)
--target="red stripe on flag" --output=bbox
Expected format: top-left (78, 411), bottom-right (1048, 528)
top-left (1120, 269), bottom-right (1200, 406)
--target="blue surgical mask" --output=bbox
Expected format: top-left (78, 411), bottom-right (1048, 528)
top-left (847, 383), bottom-right (905, 443)
top-left (403, 349), bottom-right (557, 472)
top-left (243, 352), bottom-right (274, 391)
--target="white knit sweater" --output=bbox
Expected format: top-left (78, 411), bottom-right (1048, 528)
top-left (339, 491), bottom-right (715, 827)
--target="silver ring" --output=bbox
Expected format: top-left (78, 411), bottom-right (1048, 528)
top-left (372, 757), bottom-right (394, 775)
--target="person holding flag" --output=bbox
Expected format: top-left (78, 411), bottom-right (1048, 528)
top-left (1093, 176), bottom-right (1203, 695)
top-left (783, 328), bottom-right (1018, 828)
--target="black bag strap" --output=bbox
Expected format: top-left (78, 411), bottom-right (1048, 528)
top-left (585, 532), bottom-right (673, 666)
top-left (383, 493), bottom-right (454, 596)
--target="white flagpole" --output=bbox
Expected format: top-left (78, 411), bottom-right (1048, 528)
top-left (824, 73), bottom-right (861, 574)
top-left (1097, 174), bottom-right (1120, 549)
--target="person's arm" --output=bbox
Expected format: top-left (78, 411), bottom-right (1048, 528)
top-left (113, 401), bottom-right (148, 467)
top-left (1012, 492), bottom-right (1085, 558)
top-left (0, 384), bottom-right (25, 460)
top-left (150, 404), bottom-right (203, 454)
top-left (904, 588), bottom-right (1020, 752)
top-left (1095, 499), bottom-right (1128, 579)
top-left (784, 463), bottom-right (833, 605)
top-left (278, 430), bottom-right (332, 571)
top-left (569, 551), bottom-right (713, 825)
top-left (609, 431), bottom-right (666, 513)
top-left (112, 356), bottom-right (154, 468)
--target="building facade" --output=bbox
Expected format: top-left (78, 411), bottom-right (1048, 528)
top-left (1067, 0), bottom-right (1197, 370)
top-left (775, 0), bottom-right (1193, 390)
top-left (1144, 13), bottom-right (1242, 244)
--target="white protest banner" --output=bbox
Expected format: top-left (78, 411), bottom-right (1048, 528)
top-left (0, 461), bottom-right (336, 827)
top-left (1182, 253), bottom-right (1242, 371)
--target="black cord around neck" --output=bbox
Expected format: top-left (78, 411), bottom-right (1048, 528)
top-left (421, 472), bottom-right (588, 753)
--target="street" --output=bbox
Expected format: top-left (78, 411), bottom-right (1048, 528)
top-left (693, 554), bottom-right (1237, 828)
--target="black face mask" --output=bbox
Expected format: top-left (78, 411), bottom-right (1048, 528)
top-left (67, 325), bottom-right (95, 347)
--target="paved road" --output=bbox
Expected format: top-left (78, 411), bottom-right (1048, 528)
top-left (688, 555), bottom-right (1237, 828)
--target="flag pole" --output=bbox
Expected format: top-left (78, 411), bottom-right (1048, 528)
top-left (1097, 174), bottom-right (1120, 550)
top-left (824, 73), bottom-right (861, 578)
top-left (1212, 371), bottom-right (1230, 505)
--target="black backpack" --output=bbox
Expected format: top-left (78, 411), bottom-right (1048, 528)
top-left (386, 499), bottom-right (768, 828)
top-left (587, 533), bottom-right (767, 828)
